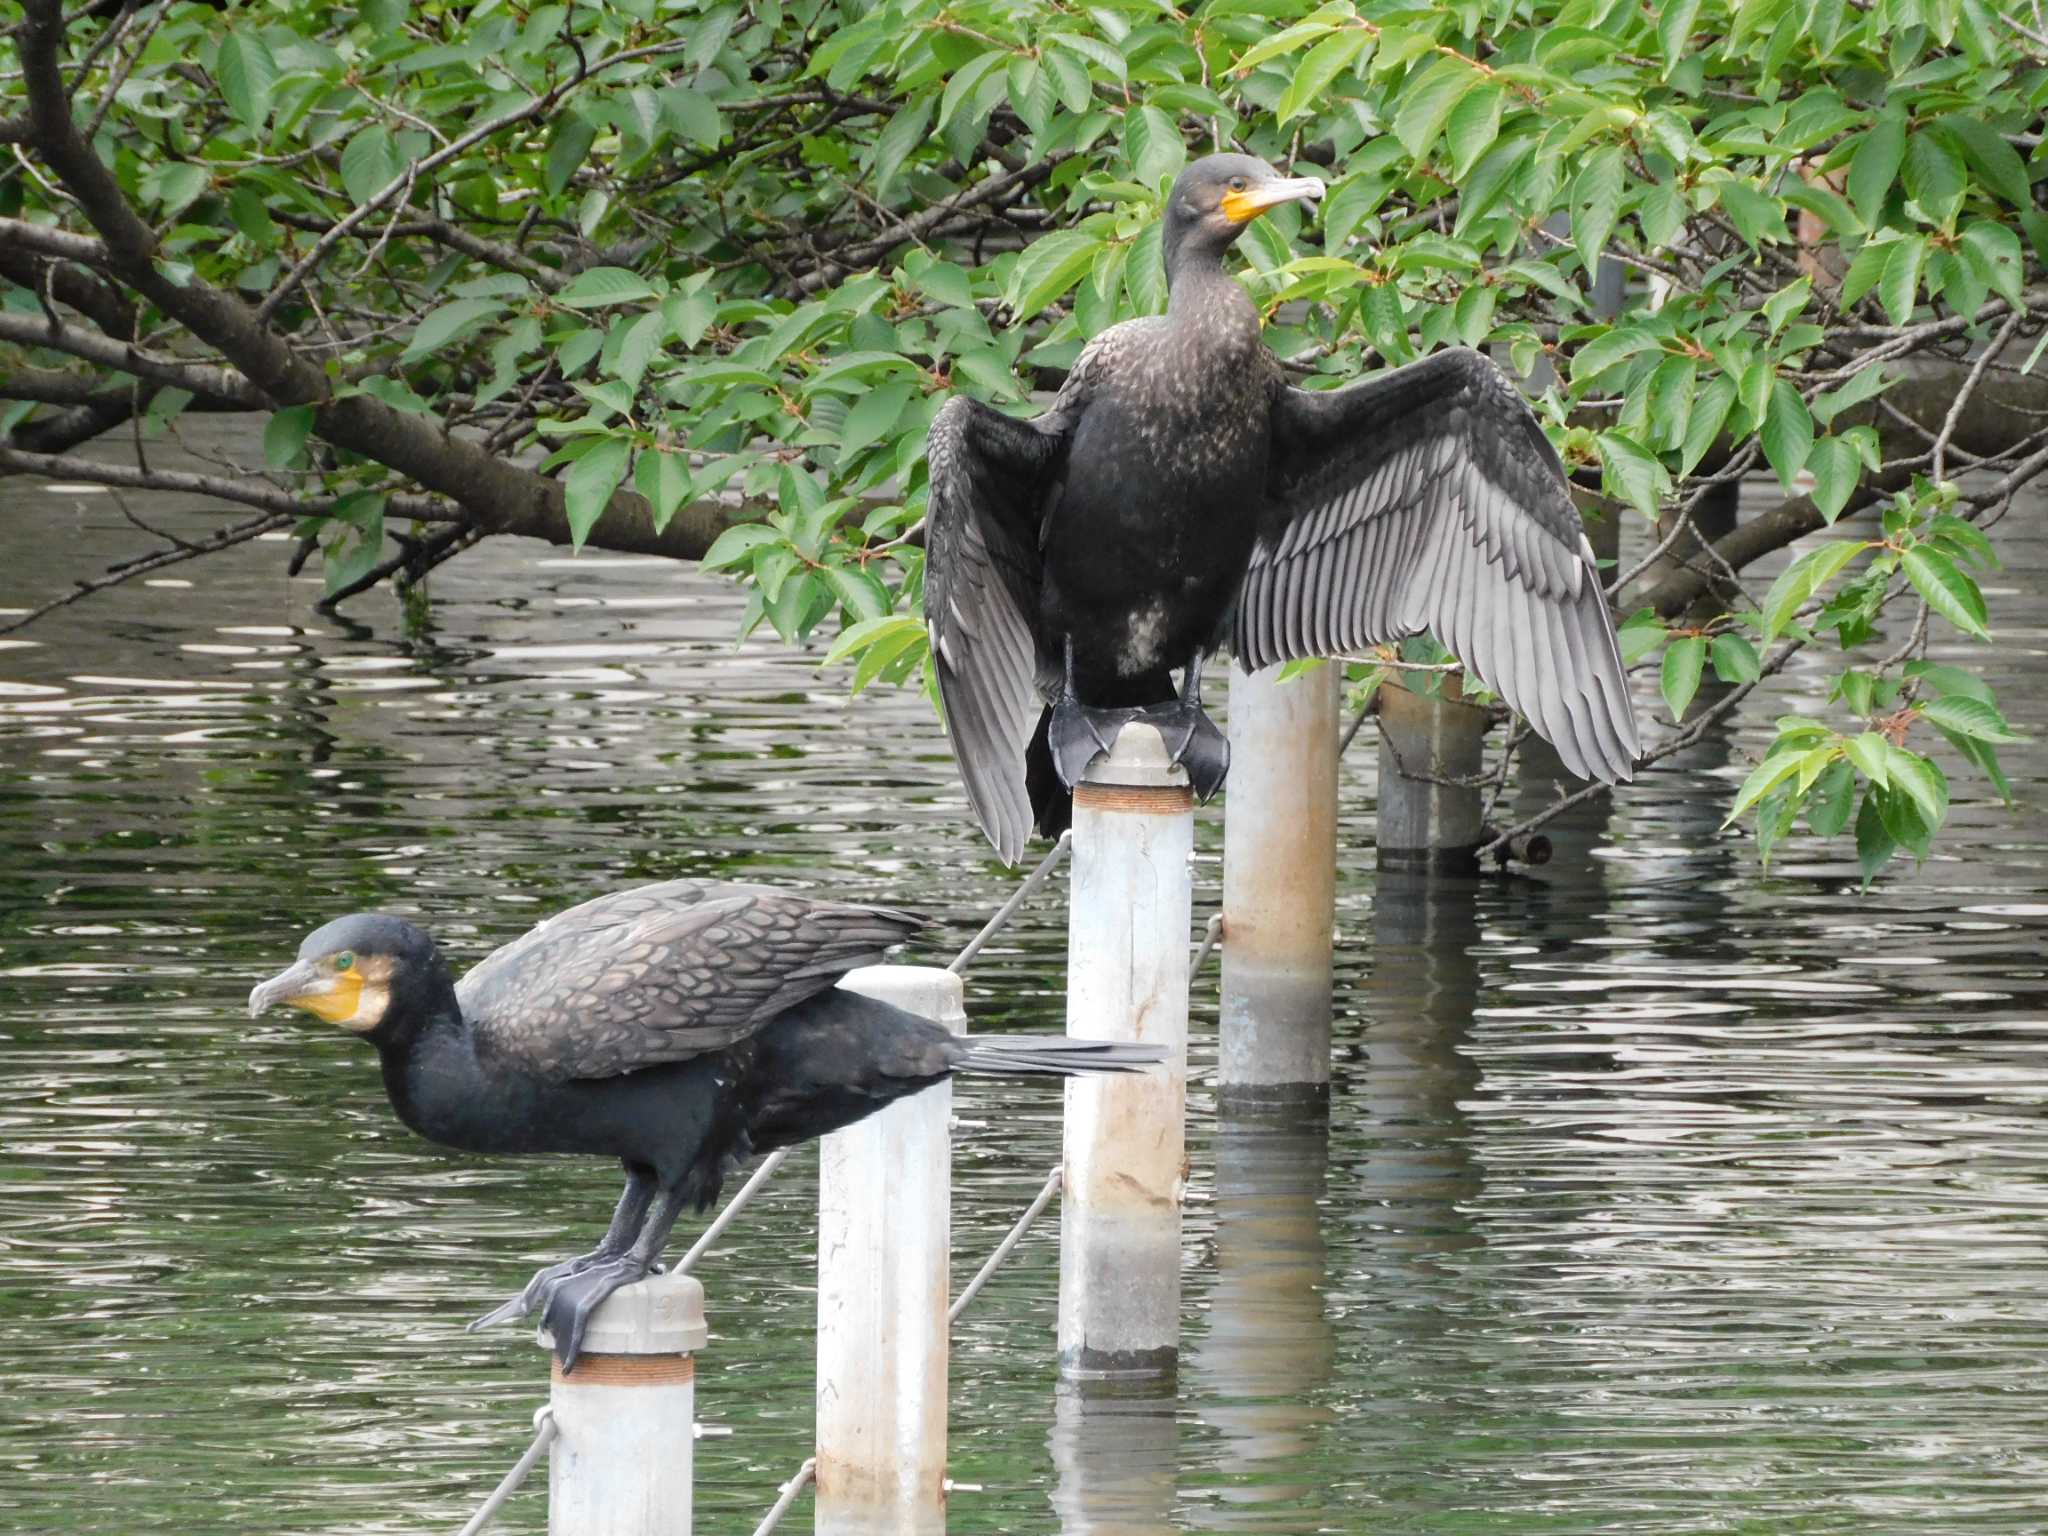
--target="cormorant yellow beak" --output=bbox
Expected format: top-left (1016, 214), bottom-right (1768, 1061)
top-left (248, 957), bottom-right (363, 1024)
top-left (1220, 175), bottom-right (1325, 225)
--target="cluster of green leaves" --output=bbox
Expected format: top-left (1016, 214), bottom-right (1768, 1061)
top-left (3, 0), bottom-right (2038, 871)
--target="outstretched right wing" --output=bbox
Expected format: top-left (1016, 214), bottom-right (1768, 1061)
top-left (924, 393), bottom-right (1071, 864)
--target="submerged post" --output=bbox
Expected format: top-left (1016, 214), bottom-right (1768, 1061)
top-left (1220, 661), bottom-right (1338, 1107)
top-left (1060, 723), bottom-right (1191, 1382)
top-left (543, 1271), bottom-right (707, 1536)
top-left (1374, 677), bottom-right (1489, 874)
top-left (815, 965), bottom-right (962, 1536)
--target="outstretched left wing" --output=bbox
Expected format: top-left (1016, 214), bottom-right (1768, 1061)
top-left (1235, 347), bottom-right (1640, 782)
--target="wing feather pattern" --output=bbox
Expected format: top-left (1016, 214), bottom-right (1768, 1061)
top-left (924, 384), bottom-right (1077, 863)
top-left (457, 881), bottom-right (925, 1081)
top-left (1238, 348), bottom-right (1640, 781)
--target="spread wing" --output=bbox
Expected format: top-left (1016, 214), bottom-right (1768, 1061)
top-left (456, 881), bottom-right (925, 1081)
top-left (924, 387), bottom-right (1074, 864)
top-left (1236, 347), bottom-right (1640, 782)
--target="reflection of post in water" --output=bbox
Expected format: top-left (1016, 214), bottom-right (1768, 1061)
top-left (1358, 870), bottom-right (1484, 1264)
top-left (1048, 1380), bottom-right (1179, 1536)
top-left (1184, 1116), bottom-right (1336, 1529)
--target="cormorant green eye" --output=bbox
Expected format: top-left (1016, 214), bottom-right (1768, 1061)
top-left (1228, 176), bottom-right (1246, 191)
top-left (336, 951), bottom-right (355, 971)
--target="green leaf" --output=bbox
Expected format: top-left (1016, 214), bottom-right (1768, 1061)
top-left (1595, 431), bottom-right (1671, 519)
top-left (1901, 544), bottom-right (1991, 640)
top-left (1919, 694), bottom-right (2024, 744)
top-left (1848, 111), bottom-right (1906, 224)
top-left (1009, 231), bottom-right (1101, 319)
top-left (872, 96), bottom-right (933, 198)
top-left (1901, 129), bottom-right (1966, 227)
top-left (1961, 221), bottom-right (2024, 308)
top-left (634, 448), bottom-right (691, 533)
top-left (1937, 114), bottom-right (2032, 207)
top-left (1760, 379), bottom-right (1814, 490)
top-left (1710, 632), bottom-right (1761, 684)
top-left (1845, 730), bottom-right (1891, 788)
top-left (545, 116), bottom-right (597, 199)
top-left (701, 522), bottom-right (783, 571)
top-left (1391, 54), bottom-right (1478, 159)
top-left (1811, 363), bottom-right (1893, 426)
top-left (1760, 540), bottom-right (1867, 643)
top-left (1124, 104), bottom-right (1187, 188)
top-left (1884, 744), bottom-right (1949, 833)
top-left (836, 379), bottom-right (914, 461)
top-left (340, 125), bottom-right (402, 207)
top-left (562, 437), bottom-right (630, 547)
top-left (1803, 435), bottom-right (1861, 523)
top-left (1877, 235), bottom-right (1925, 326)
top-left (1125, 220), bottom-right (1167, 315)
top-left (1805, 758), bottom-right (1856, 836)
top-left (403, 298), bottom-right (503, 362)
top-left (1280, 31), bottom-right (1371, 125)
top-left (263, 404), bottom-right (316, 470)
top-left (1680, 371), bottom-right (1736, 476)
top-left (216, 31), bottom-right (279, 131)
top-left (1854, 786), bottom-right (1896, 888)
top-left (1444, 82), bottom-right (1504, 179)
top-left (557, 268), bottom-right (659, 308)
top-left (1661, 634), bottom-right (1706, 721)
top-left (1656, 0), bottom-right (1702, 75)
top-left (1618, 608), bottom-right (1667, 666)
top-left (1570, 146), bottom-right (1625, 277)
top-left (1724, 748), bottom-right (1806, 826)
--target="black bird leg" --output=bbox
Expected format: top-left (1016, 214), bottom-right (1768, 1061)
top-left (1140, 648), bottom-right (1230, 803)
top-left (1046, 635), bottom-right (1143, 790)
top-left (469, 1161), bottom-right (656, 1332)
top-left (540, 1181), bottom-right (694, 1373)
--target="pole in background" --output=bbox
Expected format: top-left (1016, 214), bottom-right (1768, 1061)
top-left (814, 965), bottom-right (963, 1535)
top-left (1219, 661), bottom-right (1338, 1108)
top-left (1373, 676), bottom-right (1489, 875)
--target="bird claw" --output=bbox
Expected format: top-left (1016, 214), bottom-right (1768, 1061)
top-left (468, 1251), bottom-right (608, 1333)
top-left (539, 1256), bottom-right (651, 1375)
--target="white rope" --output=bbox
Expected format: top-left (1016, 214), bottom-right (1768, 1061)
top-left (949, 830), bottom-right (1072, 973)
top-left (1191, 912), bottom-right (1223, 976)
top-left (454, 1407), bottom-right (556, 1536)
top-left (750, 1457), bottom-right (817, 1536)
top-left (948, 1165), bottom-right (1062, 1323)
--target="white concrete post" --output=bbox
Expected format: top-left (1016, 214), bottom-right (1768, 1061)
top-left (1220, 661), bottom-right (1339, 1107)
top-left (1059, 723), bottom-right (1192, 1381)
top-left (815, 965), bottom-right (964, 1536)
top-left (543, 1271), bottom-right (707, 1536)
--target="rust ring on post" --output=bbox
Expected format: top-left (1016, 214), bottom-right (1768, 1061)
top-left (1074, 782), bottom-right (1195, 816)
top-left (552, 1352), bottom-right (696, 1388)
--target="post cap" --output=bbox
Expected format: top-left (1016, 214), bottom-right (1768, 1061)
top-left (837, 963), bottom-right (967, 1031)
top-left (538, 1269), bottom-right (708, 1357)
top-left (1081, 722), bottom-right (1190, 789)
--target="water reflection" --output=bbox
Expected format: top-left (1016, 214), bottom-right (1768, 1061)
top-left (1048, 1381), bottom-right (1179, 1536)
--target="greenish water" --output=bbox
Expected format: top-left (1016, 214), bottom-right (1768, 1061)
top-left (3, 435), bottom-right (2046, 1533)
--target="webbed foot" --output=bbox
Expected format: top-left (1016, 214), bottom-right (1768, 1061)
top-left (1048, 693), bottom-right (1141, 790)
top-left (539, 1255), bottom-right (653, 1374)
top-left (1144, 696), bottom-right (1231, 803)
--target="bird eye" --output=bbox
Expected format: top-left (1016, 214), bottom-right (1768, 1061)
top-left (336, 951), bottom-right (355, 971)
top-left (1228, 177), bottom-right (1246, 191)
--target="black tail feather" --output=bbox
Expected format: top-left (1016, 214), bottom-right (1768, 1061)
top-left (953, 1034), bottom-right (1166, 1077)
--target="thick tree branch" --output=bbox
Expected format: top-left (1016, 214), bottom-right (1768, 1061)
top-left (0, 309), bottom-right (266, 404)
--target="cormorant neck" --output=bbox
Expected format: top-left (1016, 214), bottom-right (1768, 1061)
top-left (367, 962), bottom-right (464, 1060)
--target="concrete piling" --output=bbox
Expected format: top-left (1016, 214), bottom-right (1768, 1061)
top-left (543, 1271), bottom-right (707, 1536)
top-left (1374, 676), bottom-right (1490, 874)
top-left (815, 965), bottom-right (964, 1536)
top-left (1059, 723), bottom-right (1191, 1382)
top-left (1219, 661), bottom-right (1338, 1107)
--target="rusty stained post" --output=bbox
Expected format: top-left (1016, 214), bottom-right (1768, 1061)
top-left (1219, 660), bottom-right (1338, 1107)
top-left (543, 1270), bottom-right (707, 1536)
top-left (1059, 722), bottom-right (1192, 1382)
top-left (814, 965), bottom-right (963, 1536)
top-left (1374, 676), bottom-right (1490, 874)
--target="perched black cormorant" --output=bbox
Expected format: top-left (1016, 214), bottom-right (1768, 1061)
top-left (248, 880), bottom-right (1155, 1370)
top-left (926, 153), bottom-right (1641, 863)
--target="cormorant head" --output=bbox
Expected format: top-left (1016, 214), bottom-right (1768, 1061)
top-left (247, 912), bottom-right (450, 1038)
top-left (1161, 153), bottom-right (1324, 277)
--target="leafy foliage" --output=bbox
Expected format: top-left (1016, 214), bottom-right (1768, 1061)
top-left (1, 0), bottom-right (2042, 878)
